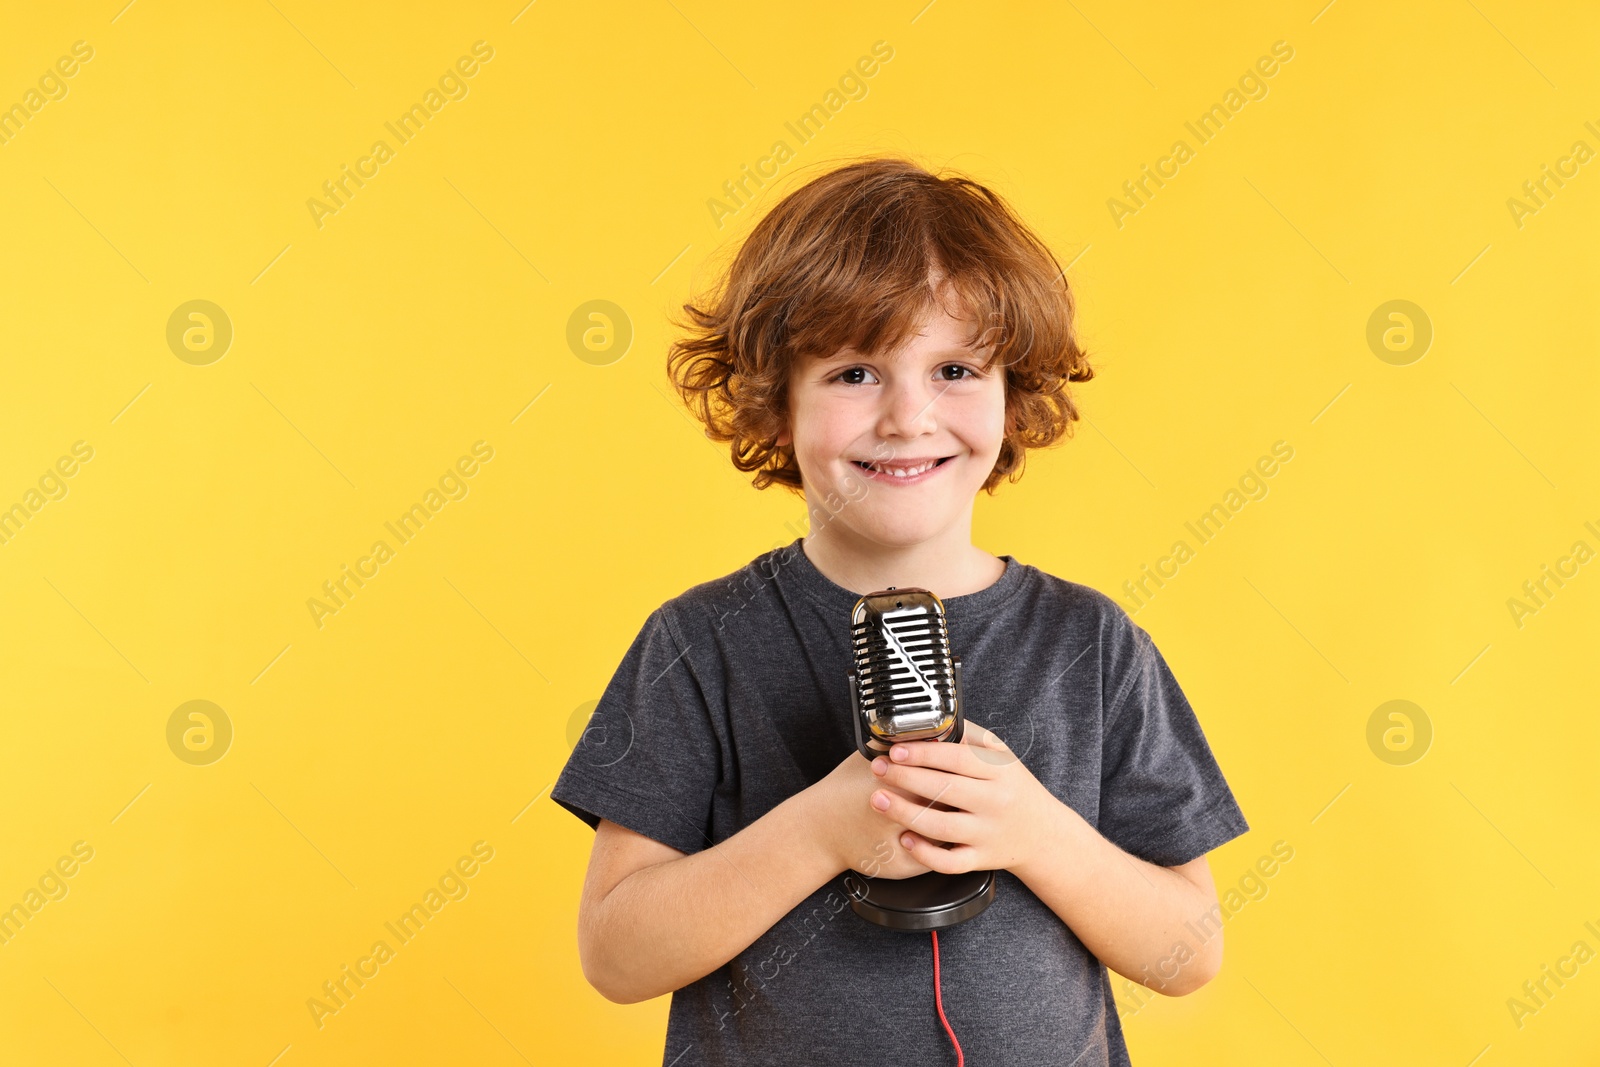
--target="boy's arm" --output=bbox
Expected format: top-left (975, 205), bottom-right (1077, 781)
top-left (1009, 797), bottom-right (1224, 996)
top-left (577, 747), bottom-right (938, 1004)
top-left (578, 787), bottom-right (840, 1005)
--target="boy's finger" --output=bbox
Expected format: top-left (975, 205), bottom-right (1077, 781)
top-left (871, 788), bottom-right (974, 843)
top-left (879, 762), bottom-right (974, 810)
top-left (890, 738), bottom-right (999, 779)
top-left (898, 832), bottom-right (975, 875)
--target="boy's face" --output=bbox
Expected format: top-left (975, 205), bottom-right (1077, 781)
top-left (776, 300), bottom-right (1007, 550)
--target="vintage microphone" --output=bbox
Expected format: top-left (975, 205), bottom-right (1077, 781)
top-left (840, 585), bottom-right (997, 931)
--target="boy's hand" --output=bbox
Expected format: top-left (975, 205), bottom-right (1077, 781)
top-left (866, 719), bottom-right (1058, 875)
top-left (812, 749), bottom-right (940, 882)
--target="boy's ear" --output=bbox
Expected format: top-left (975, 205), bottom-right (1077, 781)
top-left (775, 426), bottom-right (792, 447)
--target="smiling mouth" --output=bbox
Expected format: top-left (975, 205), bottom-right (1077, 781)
top-left (852, 457), bottom-right (953, 478)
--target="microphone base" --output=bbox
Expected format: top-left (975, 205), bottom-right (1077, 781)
top-left (839, 868), bottom-right (997, 931)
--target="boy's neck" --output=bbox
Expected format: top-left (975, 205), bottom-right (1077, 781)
top-left (800, 525), bottom-right (1007, 600)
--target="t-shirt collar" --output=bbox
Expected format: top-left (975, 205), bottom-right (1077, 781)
top-left (774, 535), bottom-right (1025, 621)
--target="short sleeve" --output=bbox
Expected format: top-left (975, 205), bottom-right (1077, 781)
top-left (549, 607), bottom-right (722, 856)
top-left (1097, 625), bottom-right (1249, 867)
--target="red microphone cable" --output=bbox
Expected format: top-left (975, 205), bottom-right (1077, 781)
top-left (931, 929), bottom-right (963, 1065)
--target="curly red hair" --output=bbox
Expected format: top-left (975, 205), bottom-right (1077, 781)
top-left (667, 155), bottom-right (1094, 495)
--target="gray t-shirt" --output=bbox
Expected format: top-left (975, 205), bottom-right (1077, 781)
top-left (552, 537), bottom-right (1249, 1066)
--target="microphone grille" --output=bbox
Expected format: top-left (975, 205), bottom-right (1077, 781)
top-left (850, 588), bottom-right (958, 741)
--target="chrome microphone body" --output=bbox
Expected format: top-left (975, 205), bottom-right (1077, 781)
top-left (849, 586), bottom-right (965, 760)
top-left (842, 585), bottom-right (997, 931)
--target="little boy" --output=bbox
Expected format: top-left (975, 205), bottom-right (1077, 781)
top-left (552, 156), bottom-right (1249, 1066)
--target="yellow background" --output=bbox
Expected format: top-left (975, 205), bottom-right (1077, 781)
top-left (1, 0), bottom-right (1596, 1063)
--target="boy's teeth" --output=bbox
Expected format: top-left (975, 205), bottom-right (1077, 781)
top-left (866, 458), bottom-right (938, 477)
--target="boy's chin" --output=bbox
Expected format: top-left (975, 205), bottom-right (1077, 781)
top-left (844, 513), bottom-right (961, 550)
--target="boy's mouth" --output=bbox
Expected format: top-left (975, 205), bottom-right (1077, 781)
top-left (852, 456), bottom-right (953, 479)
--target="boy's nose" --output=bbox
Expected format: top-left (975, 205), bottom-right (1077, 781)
top-left (876, 377), bottom-right (941, 440)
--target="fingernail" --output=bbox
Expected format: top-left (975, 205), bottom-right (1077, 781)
top-left (871, 757), bottom-right (887, 776)
top-left (891, 746), bottom-right (908, 762)
top-left (901, 834), bottom-right (915, 848)
top-left (872, 792), bottom-right (890, 810)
